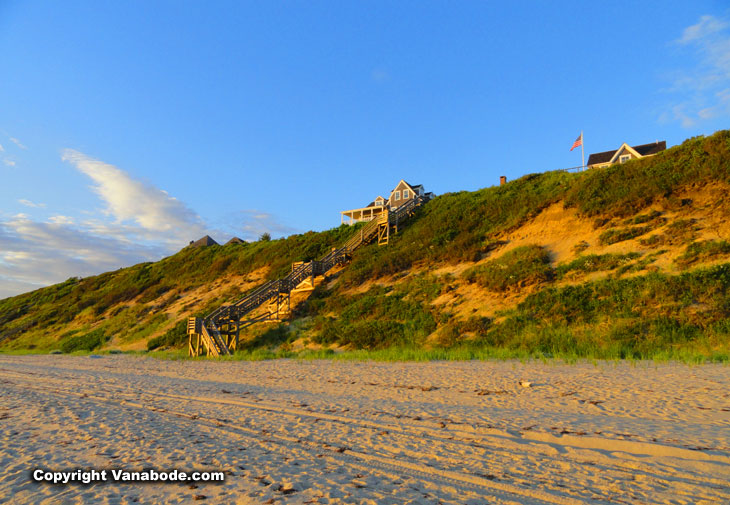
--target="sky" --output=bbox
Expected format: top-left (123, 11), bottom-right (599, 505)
top-left (1, 1), bottom-right (730, 298)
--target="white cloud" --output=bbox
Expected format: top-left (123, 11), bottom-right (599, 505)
top-left (226, 209), bottom-right (298, 241)
top-left (665, 15), bottom-right (730, 127)
top-left (61, 149), bottom-right (205, 240)
top-left (0, 149), bottom-right (294, 299)
top-left (9, 137), bottom-right (27, 150)
top-left (48, 215), bottom-right (75, 225)
top-left (3, 159), bottom-right (16, 167)
top-left (679, 15), bottom-right (728, 44)
top-left (18, 199), bottom-right (46, 208)
top-left (0, 144), bottom-right (4, 152)
top-left (0, 150), bottom-right (214, 299)
top-left (0, 215), bottom-right (166, 298)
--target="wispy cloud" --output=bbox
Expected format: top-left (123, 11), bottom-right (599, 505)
top-left (0, 214), bottom-right (165, 299)
top-left (48, 215), bottom-right (75, 225)
top-left (61, 149), bottom-right (205, 241)
top-left (18, 199), bottom-right (46, 208)
top-left (0, 149), bottom-right (293, 299)
top-left (0, 150), bottom-right (212, 299)
top-left (0, 144), bottom-right (4, 152)
top-left (226, 209), bottom-right (298, 241)
top-left (3, 159), bottom-right (16, 167)
top-left (679, 15), bottom-right (728, 44)
top-left (664, 15), bottom-right (730, 127)
top-left (9, 137), bottom-right (27, 150)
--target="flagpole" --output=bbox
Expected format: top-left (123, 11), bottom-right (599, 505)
top-left (581, 130), bottom-right (585, 170)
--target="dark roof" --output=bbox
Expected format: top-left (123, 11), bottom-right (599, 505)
top-left (225, 237), bottom-right (246, 245)
top-left (634, 141), bottom-right (666, 156)
top-left (586, 149), bottom-right (616, 166)
top-left (404, 181), bottom-right (423, 189)
top-left (587, 141), bottom-right (666, 166)
top-left (189, 235), bottom-right (219, 248)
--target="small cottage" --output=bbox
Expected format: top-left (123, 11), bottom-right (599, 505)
top-left (340, 179), bottom-right (433, 225)
top-left (587, 141), bottom-right (666, 169)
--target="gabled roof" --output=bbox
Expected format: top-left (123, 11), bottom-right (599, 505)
top-left (189, 235), bottom-right (219, 247)
top-left (587, 141), bottom-right (666, 166)
top-left (391, 179), bottom-right (419, 194)
top-left (365, 196), bottom-right (388, 208)
top-left (404, 181), bottom-right (424, 190)
top-left (608, 143), bottom-right (642, 164)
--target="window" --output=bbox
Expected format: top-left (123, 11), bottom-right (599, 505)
top-left (394, 191), bottom-right (400, 201)
top-left (620, 155), bottom-right (631, 163)
top-left (403, 189), bottom-right (409, 199)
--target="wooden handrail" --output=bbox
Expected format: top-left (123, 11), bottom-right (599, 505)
top-left (200, 324), bottom-right (222, 357)
top-left (192, 196), bottom-right (427, 356)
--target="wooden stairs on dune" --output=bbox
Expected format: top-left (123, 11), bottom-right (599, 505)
top-left (187, 196), bottom-right (425, 357)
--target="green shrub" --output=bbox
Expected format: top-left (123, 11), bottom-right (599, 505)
top-left (556, 253), bottom-right (641, 278)
top-left (240, 324), bottom-right (289, 350)
top-left (676, 240), bottom-right (730, 269)
top-left (435, 316), bottom-right (492, 348)
top-left (463, 245), bottom-right (553, 291)
top-left (572, 241), bottom-right (590, 254)
top-left (309, 285), bottom-right (438, 349)
top-left (625, 210), bottom-right (663, 225)
top-left (640, 219), bottom-right (699, 247)
top-left (639, 234), bottom-right (663, 247)
top-left (598, 226), bottom-right (654, 245)
top-left (147, 320), bottom-right (188, 350)
top-left (60, 329), bottom-right (107, 353)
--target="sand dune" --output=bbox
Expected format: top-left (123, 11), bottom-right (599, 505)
top-left (0, 355), bottom-right (728, 504)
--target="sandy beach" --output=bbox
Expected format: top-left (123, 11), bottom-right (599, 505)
top-left (0, 355), bottom-right (728, 504)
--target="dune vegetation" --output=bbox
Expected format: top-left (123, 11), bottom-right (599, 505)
top-left (2, 130), bottom-right (730, 361)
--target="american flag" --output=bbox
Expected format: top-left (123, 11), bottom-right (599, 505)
top-left (570, 133), bottom-right (583, 151)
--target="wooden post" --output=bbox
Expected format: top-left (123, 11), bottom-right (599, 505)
top-left (234, 320), bottom-right (239, 352)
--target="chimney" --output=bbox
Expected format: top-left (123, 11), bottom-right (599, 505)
top-left (499, 175), bottom-right (507, 186)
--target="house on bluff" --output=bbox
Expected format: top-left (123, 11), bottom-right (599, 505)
top-left (340, 179), bottom-right (434, 225)
top-left (587, 140), bottom-right (666, 169)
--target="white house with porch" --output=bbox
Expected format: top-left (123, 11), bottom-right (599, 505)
top-left (340, 180), bottom-right (433, 225)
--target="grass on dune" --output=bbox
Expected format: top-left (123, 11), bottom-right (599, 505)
top-left (3, 130), bottom-right (730, 361)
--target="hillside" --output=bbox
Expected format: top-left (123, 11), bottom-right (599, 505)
top-left (2, 131), bottom-right (730, 360)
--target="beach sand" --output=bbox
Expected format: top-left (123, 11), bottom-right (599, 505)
top-left (0, 355), bottom-right (728, 504)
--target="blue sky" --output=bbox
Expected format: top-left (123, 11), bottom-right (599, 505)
top-left (1, 1), bottom-right (730, 298)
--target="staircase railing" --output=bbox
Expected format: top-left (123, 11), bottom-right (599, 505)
top-left (191, 196), bottom-right (426, 356)
top-left (200, 324), bottom-right (225, 357)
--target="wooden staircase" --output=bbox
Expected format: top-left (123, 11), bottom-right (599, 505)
top-left (187, 196), bottom-right (425, 357)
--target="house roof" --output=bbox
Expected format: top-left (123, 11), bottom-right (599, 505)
top-left (189, 235), bottom-right (219, 247)
top-left (587, 141), bottom-right (666, 166)
top-left (225, 237), bottom-right (246, 245)
top-left (390, 180), bottom-right (422, 196)
top-left (365, 196), bottom-right (388, 208)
